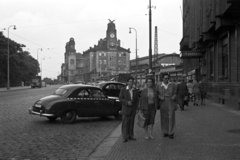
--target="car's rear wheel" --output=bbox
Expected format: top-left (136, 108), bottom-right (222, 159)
top-left (61, 110), bottom-right (77, 124)
top-left (47, 117), bottom-right (57, 121)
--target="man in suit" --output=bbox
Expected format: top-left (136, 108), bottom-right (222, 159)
top-left (176, 78), bottom-right (189, 111)
top-left (119, 77), bottom-right (139, 142)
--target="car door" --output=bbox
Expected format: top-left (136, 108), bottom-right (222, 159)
top-left (69, 88), bottom-right (93, 117)
top-left (91, 88), bottom-right (117, 116)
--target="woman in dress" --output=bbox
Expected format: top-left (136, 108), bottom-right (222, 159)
top-left (139, 77), bottom-right (158, 140)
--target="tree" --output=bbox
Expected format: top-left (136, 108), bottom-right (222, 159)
top-left (0, 32), bottom-right (40, 87)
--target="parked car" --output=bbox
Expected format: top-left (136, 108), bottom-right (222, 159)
top-left (29, 84), bottom-right (122, 124)
top-left (97, 81), bottom-right (126, 99)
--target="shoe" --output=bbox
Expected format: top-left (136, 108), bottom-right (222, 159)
top-left (145, 136), bottom-right (150, 140)
top-left (149, 135), bottom-right (154, 139)
top-left (129, 137), bottom-right (137, 141)
top-left (163, 134), bottom-right (168, 137)
top-left (169, 135), bottom-right (174, 139)
top-left (123, 139), bottom-right (128, 143)
top-left (196, 103), bottom-right (198, 106)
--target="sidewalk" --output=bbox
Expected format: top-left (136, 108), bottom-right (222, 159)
top-left (0, 86), bottom-right (30, 92)
top-left (88, 100), bottom-right (240, 160)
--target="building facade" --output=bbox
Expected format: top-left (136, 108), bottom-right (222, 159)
top-left (180, 0), bottom-right (240, 110)
top-left (130, 53), bottom-right (183, 85)
top-left (82, 20), bottom-right (131, 82)
top-left (62, 38), bottom-right (84, 83)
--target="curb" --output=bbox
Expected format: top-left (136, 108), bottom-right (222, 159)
top-left (0, 86), bottom-right (31, 92)
top-left (87, 123), bottom-right (122, 160)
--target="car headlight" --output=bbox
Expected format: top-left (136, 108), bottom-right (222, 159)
top-left (34, 100), bottom-right (42, 108)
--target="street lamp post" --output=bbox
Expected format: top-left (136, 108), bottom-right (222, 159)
top-left (37, 48), bottom-right (42, 75)
top-left (7, 25), bottom-right (16, 90)
top-left (129, 27), bottom-right (138, 87)
top-left (148, 0), bottom-right (153, 71)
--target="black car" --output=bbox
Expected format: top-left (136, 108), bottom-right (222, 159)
top-left (97, 81), bottom-right (126, 99)
top-left (29, 84), bottom-right (121, 124)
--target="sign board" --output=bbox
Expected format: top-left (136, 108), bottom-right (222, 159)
top-left (180, 51), bottom-right (203, 58)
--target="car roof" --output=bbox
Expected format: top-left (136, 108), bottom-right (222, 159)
top-left (59, 84), bottom-right (100, 90)
top-left (98, 81), bottom-right (125, 85)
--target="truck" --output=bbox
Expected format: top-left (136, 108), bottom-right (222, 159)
top-left (31, 76), bottom-right (42, 88)
top-left (117, 73), bottom-right (132, 83)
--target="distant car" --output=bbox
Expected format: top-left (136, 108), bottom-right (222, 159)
top-left (41, 82), bottom-right (46, 87)
top-left (29, 84), bottom-right (122, 124)
top-left (75, 81), bottom-right (84, 84)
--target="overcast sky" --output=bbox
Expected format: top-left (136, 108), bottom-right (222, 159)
top-left (0, 0), bottom-right (183, 79)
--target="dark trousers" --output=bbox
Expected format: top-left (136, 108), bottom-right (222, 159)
top-left (122, 113), bottom-right (136, 140)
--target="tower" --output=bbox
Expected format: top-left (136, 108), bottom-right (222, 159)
top-left (154, 26), bottom-right (158, 63)
top-left (107, 19), bottom-right (117, 47)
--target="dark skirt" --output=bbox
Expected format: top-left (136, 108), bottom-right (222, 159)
top-left (142, 104), bottom-right (156, 126)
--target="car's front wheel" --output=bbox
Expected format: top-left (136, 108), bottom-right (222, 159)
top-left (61, 110), bottom-right (77, 124)
top-left (114, 110), bottom-right (122, 120)
top-left (47, 117), bottom-right (58, 121)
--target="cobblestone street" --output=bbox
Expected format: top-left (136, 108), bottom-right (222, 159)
top-left (0, 87), bottom-right (120, 160)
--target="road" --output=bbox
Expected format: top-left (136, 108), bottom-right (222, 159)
top-left (0, 85), bottom-right (121, 159)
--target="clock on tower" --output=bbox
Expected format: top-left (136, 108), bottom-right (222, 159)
top-left (110, 33), bottom-right (115, 38)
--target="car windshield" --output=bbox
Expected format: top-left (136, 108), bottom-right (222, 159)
top-left (53, 88), bottom-right (67, 96)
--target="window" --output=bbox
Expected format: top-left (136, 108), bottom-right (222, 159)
top-left (104, 60), bottom-right (107, 64)
top-left (91, 89), bottom-right (106, 98)
top-left (70, 59), bottom-right (74, 65)
top-left (99, 60), bottom-right (102, 64)
top-left (222, 37), bottom-right (228, 78)
top-left (119, 53), bottom-right (122, 57)
top-left (77, 89), bottom-right (91, 98)
top-left (118, 60), bottom-right (122, 65)
top-left (123, 60), bottom-right (126, 65)
top-left (99, 53), bottom-right (101, 56)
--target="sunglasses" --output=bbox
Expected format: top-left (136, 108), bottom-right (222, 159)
top-left (164, 78), bottom-right (169, 80)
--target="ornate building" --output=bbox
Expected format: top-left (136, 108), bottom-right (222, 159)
top-left (82, 20), bottom-right (131, 82)
top-left (61, 38), bottom-right (84, 83)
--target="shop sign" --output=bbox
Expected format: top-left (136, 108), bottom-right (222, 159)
top-left (160, 67), bottom-right (175, 72)
top-left (188, 70), bottom-right (195, 75)
top-left (180, 51), bottom-right (203, 58)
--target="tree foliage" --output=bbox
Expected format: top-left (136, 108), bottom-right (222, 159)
top-left (0, 32), bottom-right (40, 87)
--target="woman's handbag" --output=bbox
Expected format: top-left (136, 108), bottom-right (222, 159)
top-left (137, 112), bottom-right (146, 128)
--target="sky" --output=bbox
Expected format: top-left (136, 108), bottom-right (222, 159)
top-left (0, 0), bottom-right (183, 79)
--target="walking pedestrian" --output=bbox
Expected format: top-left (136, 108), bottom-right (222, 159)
top-left (119, 77), bottom-right (139, 143)
top-left (199, 81), bottom-right (207, 105)
top-left (193, 79), bottom-right (201, 106)
top-left (157, 73), bottom-right (177, 139)
top-left (176, 78), bottom-right (189, 111)
top-left (139, 77), bottom-right (158, 140)
top-left (187, 80), bottom-right (194, 102)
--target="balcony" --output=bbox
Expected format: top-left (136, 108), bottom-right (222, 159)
top-left (227, 0), bottom-right (240, 3)
top-left (203, 32), bottom-right (216, 43)
top-left (180, 35), bottom-right (189, 51)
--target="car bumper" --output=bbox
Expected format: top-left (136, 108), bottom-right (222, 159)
top-left (29, 107), bottom-right (55, 117)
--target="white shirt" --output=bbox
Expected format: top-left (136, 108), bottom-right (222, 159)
top-left (161, 82), bottom-right (170, 90)
top-left (126, 85), bottom-right (133, 101)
